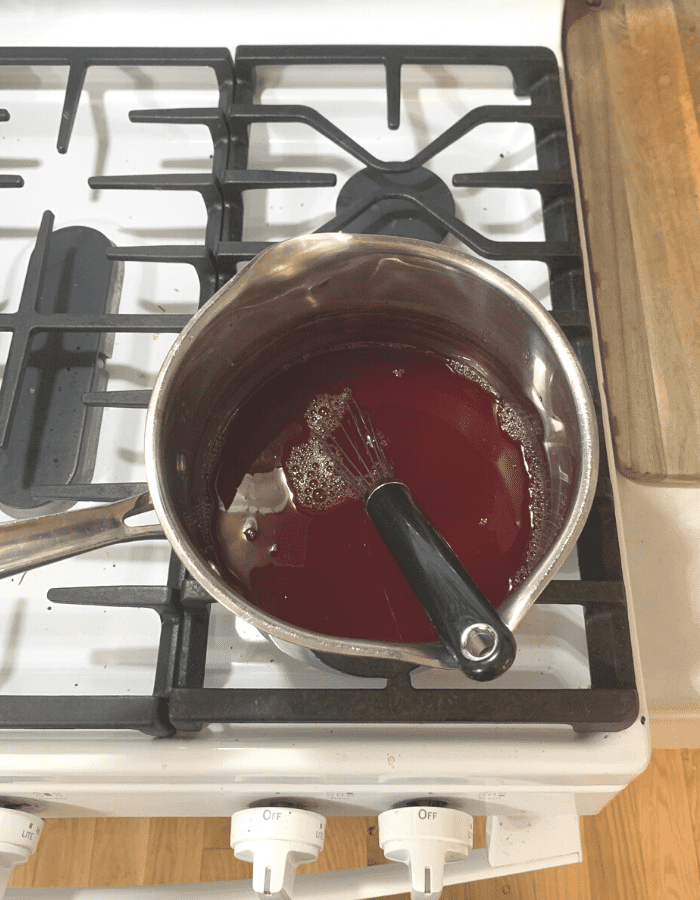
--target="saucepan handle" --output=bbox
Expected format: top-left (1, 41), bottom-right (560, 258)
top-left (0, 493), bottom-right (165, 580)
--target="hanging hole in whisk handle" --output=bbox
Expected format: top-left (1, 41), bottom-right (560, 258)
top-left (461, 623), bottom-right (499, 660)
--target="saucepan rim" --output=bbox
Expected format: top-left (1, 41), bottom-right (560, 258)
top-left (145, 233), bottom-right (599, 670)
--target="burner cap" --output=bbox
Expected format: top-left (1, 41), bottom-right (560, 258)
top-left (336, 167), bottom-right (455, 243)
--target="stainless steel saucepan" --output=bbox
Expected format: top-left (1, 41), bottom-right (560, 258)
top-left (0, 234), bottom-right (598, 673)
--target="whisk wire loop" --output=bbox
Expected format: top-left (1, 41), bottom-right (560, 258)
top-left (322, 394), bottom-right (394, 498)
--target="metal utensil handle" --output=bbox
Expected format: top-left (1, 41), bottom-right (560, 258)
top-left (0, 492), bottom-right (165, 580)
top-left (365, 482), bottom-right (517, 681)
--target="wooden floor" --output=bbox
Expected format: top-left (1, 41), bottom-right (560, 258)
top-left (8, 749), bottom-right (700, 899)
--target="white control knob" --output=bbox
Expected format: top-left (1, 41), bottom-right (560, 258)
top-left (231, 807), bottom-right (325, 900)
top-left (0, 809), bottom-right (44, 898)
top-left (378, 806), bottom-right (472, 900)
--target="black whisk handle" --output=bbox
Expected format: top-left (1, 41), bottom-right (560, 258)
top-left (365, 481), bottom-right (516, 681)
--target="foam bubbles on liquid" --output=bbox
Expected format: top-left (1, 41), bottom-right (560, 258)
top-left (286, 390), bottom-right (356, 513)
top-left (449, 358), bottom-right (550, 587)
top-left (499, 398), bottom-right (550, 585)
top-left (304, 389), bottom-right (351, 436)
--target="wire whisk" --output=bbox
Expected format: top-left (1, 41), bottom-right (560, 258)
top-left (319, 389), bottom-right (517, 682)
top-left (321, 394), bottom-right (394, 498)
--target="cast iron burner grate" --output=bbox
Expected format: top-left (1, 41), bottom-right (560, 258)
top-left (0, 45), bottom-right (638, 736)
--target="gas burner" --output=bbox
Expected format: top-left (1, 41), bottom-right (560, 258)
top-left (335, 167), bottom-right (454, 242)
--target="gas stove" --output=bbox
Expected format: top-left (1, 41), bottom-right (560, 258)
top-left (0, 1), bottom-right (649, 895)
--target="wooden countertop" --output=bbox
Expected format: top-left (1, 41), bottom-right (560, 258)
top-left (564, 0), bottom-right (700, 732)
top-left (565, 0), bottom-right (700, 483)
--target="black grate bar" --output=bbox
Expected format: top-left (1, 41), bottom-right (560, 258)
top-left (453, 169), bottom-right (572, 204)
top-left (0, 313), bottom-right (191, 333)
top-left (161, 557), bottom-right (211, 702)
top-left (0, 46), bottom-right (235, 74)
top-left (0, 109), bottom-right (23, 185)
top-left (227, 104), bottom-right (562, 175)
top-left (89, 173), bottom-right (222, 207)
top-left (105, 244), bottom-right (213, 267)
top-left (0, 325), bottom-right (33, 448)
top-left (83, 390), bottom-right (151, 408)
top-left (59, 62), bottom-right (88, 155)
top-left (315, 188), bottom-right (580, 267)
top-left (129, 107), bottom-right (229, 143)
top-left (578, 495), bottom-right (624, 582)
top-left (103, 245), bottom-right (215, 304)
top-left (594, 468), bottom-right (614, 503)
top-left (166, 563), bottom-right (211, 702)
top-left (0, 211), bottom-right (54, 447)
top-left (235, 44), bottom-right (556, 69)
top-left (545, 578), bottom-right (636, 698)
top-left (549, 308), bottom-right (590, 331)
top-left (173, 609), bottom-right (210, 708)
top-left (11, 208), bottom-right (53, 308)
top-left (586, 606), bottom-right (637, 691)
top-left (235, 44), bottom-right (556, 75)
top-left (168, 683), bottom-right (639, 732)
top-left (385, 58), bottom-right (401, 129)
top-left (0, 48), bottom-right (234, 154)
top-left (33, 483), bottom-right (149, 502)
top-left (90, 173), bottom-right (217, 191)
top-left (535, 579), bottom-right (624, 607)
top-left (0, 696), bottom-right (174, 737)
top-left (222, 170), bottom-right (337, 189)
top-left (49, 584), bottom-right (172, 611)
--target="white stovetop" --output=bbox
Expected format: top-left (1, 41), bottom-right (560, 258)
top-left (3, 0), bottom-right (565, 62)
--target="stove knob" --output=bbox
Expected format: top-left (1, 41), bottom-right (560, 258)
top-left (230, 807), bottom-right (325, 900)
top-left (0, 809), bottom-right (43, 895)
top-left (378, 806), bottom-right (472, 900)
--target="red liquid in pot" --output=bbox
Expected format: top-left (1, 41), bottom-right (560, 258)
top-left (212, 346), bottom-right (545, 643)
